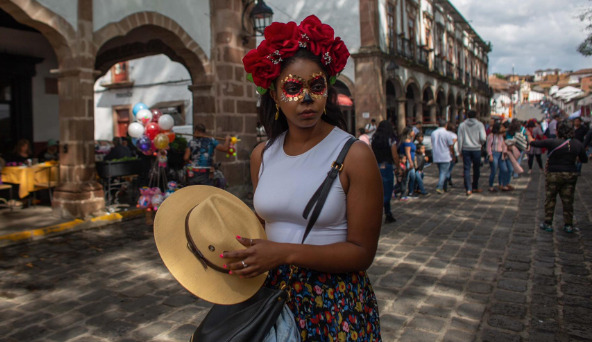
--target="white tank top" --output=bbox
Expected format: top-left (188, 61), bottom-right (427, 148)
top-left (254, 127), bottom-right (353, 245)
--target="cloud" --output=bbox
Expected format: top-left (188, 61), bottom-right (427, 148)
top-left (450, 0), bottom-right (591, 74)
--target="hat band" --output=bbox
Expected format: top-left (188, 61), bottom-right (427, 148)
top-left (185, 206), bottom-right (228, 274)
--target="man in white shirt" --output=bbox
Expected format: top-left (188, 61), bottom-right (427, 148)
top-left (431, 120), bottom-right (455, 194)
top-left (365, 119), bottom-right (377, 139)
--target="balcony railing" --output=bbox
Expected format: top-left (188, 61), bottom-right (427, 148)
top-left (403, 39), bottom-right (412, 60)
top-left (435, 56), bottom-right (444, 75)
top-left (465, 72), bottom-right (471, 86)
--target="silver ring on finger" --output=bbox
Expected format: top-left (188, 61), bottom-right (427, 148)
top-left (241, 260), bottom-right (248, 268)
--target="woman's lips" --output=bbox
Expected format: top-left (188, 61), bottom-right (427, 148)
top-left (300, 110), bottom-right (316, 118)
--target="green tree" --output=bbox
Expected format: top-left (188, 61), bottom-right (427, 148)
top-left (578, 4), bottom-right (592, 56)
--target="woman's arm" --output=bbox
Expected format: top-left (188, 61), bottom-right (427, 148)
top-left (225, 141), bottom-right (383, 276)
top-left (183, 147), bottom-right (191, 163)
top-left (486, 134), bottom-right (493, 156)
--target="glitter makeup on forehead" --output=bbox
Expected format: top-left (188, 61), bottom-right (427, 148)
top-left (279, 72), bottom-right (328, 102)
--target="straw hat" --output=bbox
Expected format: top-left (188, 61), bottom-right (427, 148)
top-left (154, 185), bottom-right (267, 305)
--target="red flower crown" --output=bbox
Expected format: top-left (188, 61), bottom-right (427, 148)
top-left (242, 15), bottom-right (350, 95)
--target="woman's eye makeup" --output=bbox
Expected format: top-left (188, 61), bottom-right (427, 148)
top-left (280, 72), bottom-right (328, 102)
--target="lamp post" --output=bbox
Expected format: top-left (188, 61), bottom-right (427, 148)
top-left (241, 0), bottom-right (274, 44)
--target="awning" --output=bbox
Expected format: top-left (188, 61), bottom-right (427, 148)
top-left (337, 94), bottom-right (353, 107)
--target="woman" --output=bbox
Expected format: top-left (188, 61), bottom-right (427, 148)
top-left (6, 139), bottom-right (32, 164)
top-left (398, 127), bottom-right (416, 200)
top-left (530, 121), bottom-right (588, 233)
top-left (486, 122), bottom-right (509, 192)
top-left (223, 16), bottom-right (382, 340)
top-left (445, 122), bottom-right (458, 188)
top-left (526, 120), bottom-right (544, 173)
top-left (371, 120), bottom-right (398, 223)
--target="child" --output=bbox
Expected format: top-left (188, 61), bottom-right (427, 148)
top-left (414, 145), bottom-right (430, 196)
top-left (395, 155), bottom-right (408, 200)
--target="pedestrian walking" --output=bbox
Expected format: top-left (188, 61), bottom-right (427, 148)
top-left (242, 15), bottom-right (382, 340)
top-left (457, 110), bottom-right (487, 195)
top-left (430, 120), bottom-right (455, 194)
top-left (365, 118), bottom-right (377, 139)
top-left (358, 127), bottom-right (371, 145)
top-left (414, 144), bottom-right (429, 196)
top-left (486, 122), bottom-right (510, 192)
top-left (184, 123), bottom-right (231, 186)
top-left (398, 127), bottom-right (417, 199)
top-left (371, 120), bottom-right (398, 223)
top-left (530, 121), bottom-right (588, 233)
top-left (445, 122), bottom-right (458, 189)
top-left (526, 120), bottom-right (544, 173)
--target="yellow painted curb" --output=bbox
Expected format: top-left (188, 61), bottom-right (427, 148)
top-left (0, 208), bottom-right (146, 245)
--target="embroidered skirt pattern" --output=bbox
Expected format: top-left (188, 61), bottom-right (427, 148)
top-left (264, 265), bottom-right (381, 341)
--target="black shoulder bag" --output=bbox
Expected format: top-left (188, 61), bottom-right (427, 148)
top-left (191, 137), bottom-right (357, 342)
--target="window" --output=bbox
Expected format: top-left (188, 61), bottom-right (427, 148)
top-left (113, 106), bottom-right (132, 138)
top-left (152, 101), bottom-right (186, 127)
top-left (111, 62), bottom-right (129, 83)
top-left (387, 3), bottom-right (396, 54)
top-left (406, 4), bottom-right (417, 56)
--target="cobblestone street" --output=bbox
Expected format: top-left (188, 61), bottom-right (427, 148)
top-left (1, 163), bottom-right (591, 341)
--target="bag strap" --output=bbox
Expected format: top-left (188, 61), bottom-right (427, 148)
top-left (301, 137), bottom-right (357, 244)
top-left (548, 139), bottom-right (570, 157)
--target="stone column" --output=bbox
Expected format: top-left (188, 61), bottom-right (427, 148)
top-left (430, 104), bottom-right (437, 123)
top-left (397, 98), bottom-right (406, 134)
top-left (415, 101), bottom-right (423, 124)
top-left (353, 53), bottom-right (385, 125)
top-left (52, 0), bottom-right (104, 218)
top-left (208, 0), bottom-right (258, 197)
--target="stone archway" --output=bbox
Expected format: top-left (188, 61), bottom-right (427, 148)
top-left (422, 84), bottom-right (435, 123)
top-left (456, 93), bottom-right (463, 123)
top-left (436, 87), bottom-right (446, 123)
top-left (447, 91), bottom-right (455, 122)
top-left (334, 79), bottom-right (355, 134)
top-left (386, 77), bottom-right (404, 133)
top-left (405, 80), bottom-right (421, 127)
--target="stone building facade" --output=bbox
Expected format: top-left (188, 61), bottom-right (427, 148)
top-left (354, 0), bottom-right (491, 133)
top-left (1, 0), bottom-right (490, 218)
top-left (1, 0), bottom-right (258, 218)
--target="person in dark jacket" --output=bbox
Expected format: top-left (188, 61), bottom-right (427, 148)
top-left (104, 137), bottom-right (133, 161)
top-left (530, 121), bottom-right (588, 233)
top-left (572, 117), bottom-right (589, 142)
top-left (371, 120), bottom-right (398, 223)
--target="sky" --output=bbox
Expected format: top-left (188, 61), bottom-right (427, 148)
top-left (450, 0), bottom-right (592, 75)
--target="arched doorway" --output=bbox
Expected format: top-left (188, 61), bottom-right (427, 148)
top-left (456, 94), bottom-right (463, 122)
top-left (405, 81), bottom-right (420, 127)
top-left (333, 80), bottom-right (355, 134)
top-left (447, 91), bottom-right (455, 122)
top-left (386, 78), bottom-right (403, 132)
top-left (436, 88), bottom-right (446, 122)
top-left (422, 85), bottom-right (434, 123)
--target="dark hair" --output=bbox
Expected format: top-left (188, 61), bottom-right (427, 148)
top-left (502, 121), bottom-right (510, 129)
top-left (194, 123), bottom-right (206, 133)
top-left (507, 120), bottom-right (522, 135)
top-left (13, 139), bottom-right (31, 155)
top-left (467, 110), bottom-right (477, 118)
top-left (557, 120), bottom-right (575, 139)
top-left (258, 48), bottom-right (347, 149)
top-left (372, 120), bottom-right (395, 150)
top-left (491, 122), bottom-right (502, 134)
top-left (358, 127), bottom-right (366, 135)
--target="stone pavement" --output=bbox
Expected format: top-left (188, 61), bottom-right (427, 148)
top-left (0, 162), bottom-right (591, 341)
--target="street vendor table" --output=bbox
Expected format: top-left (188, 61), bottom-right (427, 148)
top-left (1, 162), bottom-right (59, 199)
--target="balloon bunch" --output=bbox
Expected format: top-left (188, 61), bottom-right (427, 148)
top-left (128, 102), bottom-right (176, 160)
top-left (226, 136), bottom-right (240, 158)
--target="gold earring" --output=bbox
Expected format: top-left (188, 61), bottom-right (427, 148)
top-left (275, 104), bottom-right (279, 120)
top-left (324, 108), bottom-right (327, 116)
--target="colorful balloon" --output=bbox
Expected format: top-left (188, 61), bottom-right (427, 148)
top-left (164, 130), bottom-right (176, 143)
top-left (133, 103), bottom-right (149, 116)
top-left (158, 114), bottom-right (174, 131)
top-left (151, 108), bottom-right (163, 122)
top-left (127, 122), bottom-right (145, 138)
top-left (153, 133), bottom-right (170, 150)
top-left (145, 122), bottom-right (160, 140)
top-left (136, 136), bottom-right (151, 152)
top-left (136, 109), bottom-right (153, 125)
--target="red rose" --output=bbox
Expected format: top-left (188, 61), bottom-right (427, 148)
top-left (298, 15), bottom-right (335, 55)
top-left (260, 21), bottom-right (300, 57)
top-left (242, 48), bottom-right (279, 89)
top-left (324, 37), bottom-right (350, 75)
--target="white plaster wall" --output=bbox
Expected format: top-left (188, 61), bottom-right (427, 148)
top-left (264, 0), bottom-right (360, 84)
top-left (94, 54), bottom-right (193, 141)
top-left (93, 0), bottom-right (211, 58)
top-left (37, 0), bottom-right (77, 30)
top-left (0, 27), bottom-right (60, 143)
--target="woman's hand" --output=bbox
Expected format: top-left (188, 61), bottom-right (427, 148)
top-left (489, 155), bottom-right (493, 162)
top-left (221, 236), bottom-right (286, 278)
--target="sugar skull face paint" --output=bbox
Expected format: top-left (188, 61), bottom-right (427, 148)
top-left (279, 72), bottom-right (328, 102)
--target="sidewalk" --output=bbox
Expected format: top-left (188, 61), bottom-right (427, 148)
top-left (0, 206), bottom-right (145, 247)
top-left (0, 161), bottom-right (590, 341)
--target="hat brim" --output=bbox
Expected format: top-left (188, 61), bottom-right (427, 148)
top-left (154, 185), bottom-right (267, 305)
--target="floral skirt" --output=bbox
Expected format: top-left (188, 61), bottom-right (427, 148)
top-left (264, 265), bottom-right (381, 341)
